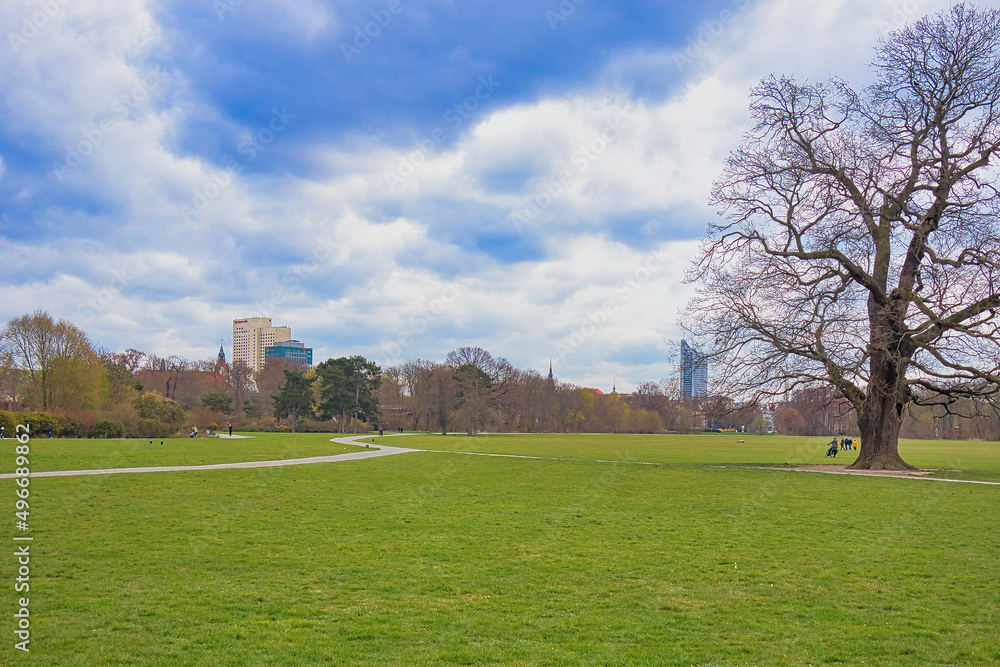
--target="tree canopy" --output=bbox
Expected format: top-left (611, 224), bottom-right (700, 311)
top-left (271, 369), bottom-right (315, 433)
top-left (684, 4), bottom-right (1000, 469)
top-left (315, 356), bottom-right (381, 433)
top-left (1, 310), bottom-right (102, 411)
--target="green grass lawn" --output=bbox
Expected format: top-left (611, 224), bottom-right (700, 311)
top-left (5, 433), bottom-right (1000, 665)
top-left (17, 433), bottom-right (367, 472)
top-left (405, 432), bottom-right (1000, 482)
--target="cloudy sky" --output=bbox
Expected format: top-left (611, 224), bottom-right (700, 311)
top-left (0, 0), bottom-right (972, 391)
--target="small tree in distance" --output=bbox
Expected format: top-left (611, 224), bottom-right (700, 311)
top-left (685, 4), bottom-right (1000, 469)
top-left (201, 392), bottom-right (233, 415)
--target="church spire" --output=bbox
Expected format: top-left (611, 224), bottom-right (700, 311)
top-left (612, 378), bottom-right (617, 394)
top-left (213, 339), bottom-right (229, 383)
top-left (548, 358), bottom-right (553, 381)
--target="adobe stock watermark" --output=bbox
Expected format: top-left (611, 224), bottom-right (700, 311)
top-left (52, 75), bottom-right (168, 182)
top-left (180, 106), bottom-right (295, 222)
top-left (77, 268), bottom-right (131, 323)
top-left (340, 0), bottom-right (406, 63)
top-left (556, 245), bottom-right (672, 359)
top-left (12, 424), bottom-right (32, 653)
top-left (383, 75), bottom-right (501, 191)
top-left (213, 0), bottom-right (243, 20)
top-left (877, 0), bottom-right (928, 34)
top-left (252, 233), bottom-right (338, 317)
top-left (673, 0), bottom-right (751, 72)
top-left (8, 0), bottom-right (72, 54)
top-left (507, 117), bottom-right (625, 232)
top-left (545, 0), bottom-right (586, 31)
top-left (375, 284), bottom-right (462, 367)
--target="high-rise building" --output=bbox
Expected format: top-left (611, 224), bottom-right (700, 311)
top-left (680, 339), bottom-right (708, 399)
top-left (264, 340), bottom-right (313, 368)
top-left (232, 317), bottom-right (292, 374)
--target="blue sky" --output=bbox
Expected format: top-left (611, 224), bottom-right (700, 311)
top-left (0, 0), bottom-right (971, 390)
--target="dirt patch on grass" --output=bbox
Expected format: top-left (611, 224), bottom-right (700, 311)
top-left (762, 464), bottom-right (935, 477)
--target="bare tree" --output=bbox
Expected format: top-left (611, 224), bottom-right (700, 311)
top-left (425, 363), bottom-right (457, 434)
top-left (445, 347), bottom-right (516, 395)
top-left (685, 4), bottom-right (1000, 469)
top-left (445, 347), bottom-right (515, 435)
top-left (398, 359), bottom-right (435, 430)
top-left (227, 360), bottom-right (255, 415)
top-left (106, 348), bottom-right (146, 376)
top-left (633, 381), bottom-right (669, 412)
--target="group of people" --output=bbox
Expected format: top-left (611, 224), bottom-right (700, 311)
top-left (188, 422), bottom-right (234, 438)
top-left (825, 437), bottom-right (858, 457)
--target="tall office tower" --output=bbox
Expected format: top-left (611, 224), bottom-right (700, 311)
top-left (232, 317), bottom-right (292, 374)
top-left (680, 339), bottom-right (709, 399)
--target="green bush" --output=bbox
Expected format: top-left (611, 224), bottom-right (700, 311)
top-left (0, 411), bottom-right (86, 438)
top-left (294, 419), bottom-right (341, 433)
top-left (128, 418), bottom-right (173, 439)
top-left (54, 415), bottom-right (88, 438)
top-left (90, 419), bottom-right (125, 439)
top-left (132, 393), bottom-right (186, 428)
top-left (0, 411), bottom-right (18, 437)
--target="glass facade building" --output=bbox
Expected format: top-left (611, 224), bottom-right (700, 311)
top-left (680, 339), bottom-right (708, 399)
top-left (264, 340), bottom-right (313, 367)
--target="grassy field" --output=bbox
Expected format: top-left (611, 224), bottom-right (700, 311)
top-left (5, 433), bottom-right (1000, 665)
top-left (408, 432), bottom-right (1000, 482)
top-left (16, 433), bottom-right (366, 472)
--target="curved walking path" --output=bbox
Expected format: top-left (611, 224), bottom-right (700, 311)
top-left (0, 435), bottom-right (420, 479)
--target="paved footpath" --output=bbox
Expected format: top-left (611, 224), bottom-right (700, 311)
top-left (0, 435), bottom-right (420, 479)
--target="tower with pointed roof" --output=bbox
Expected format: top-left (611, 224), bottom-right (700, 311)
top-left (213, 339), bottom-right (229, 383)
top-left (543, 358), bottom-right (557, 432)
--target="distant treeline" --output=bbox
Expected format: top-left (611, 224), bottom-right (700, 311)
top-left (2, 312), bottom-right (996, 438)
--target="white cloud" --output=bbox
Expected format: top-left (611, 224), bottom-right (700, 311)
top-left (0, 0), bottom-right (986, 392)
top-left (261, 0), bottom-right (335, 40)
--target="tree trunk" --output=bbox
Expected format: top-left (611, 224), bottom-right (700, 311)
top-left (849, 372), bottom-right (916, 471)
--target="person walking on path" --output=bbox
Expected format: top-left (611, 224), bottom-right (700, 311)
top-left (228, 421), bottom-right (233, 437)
